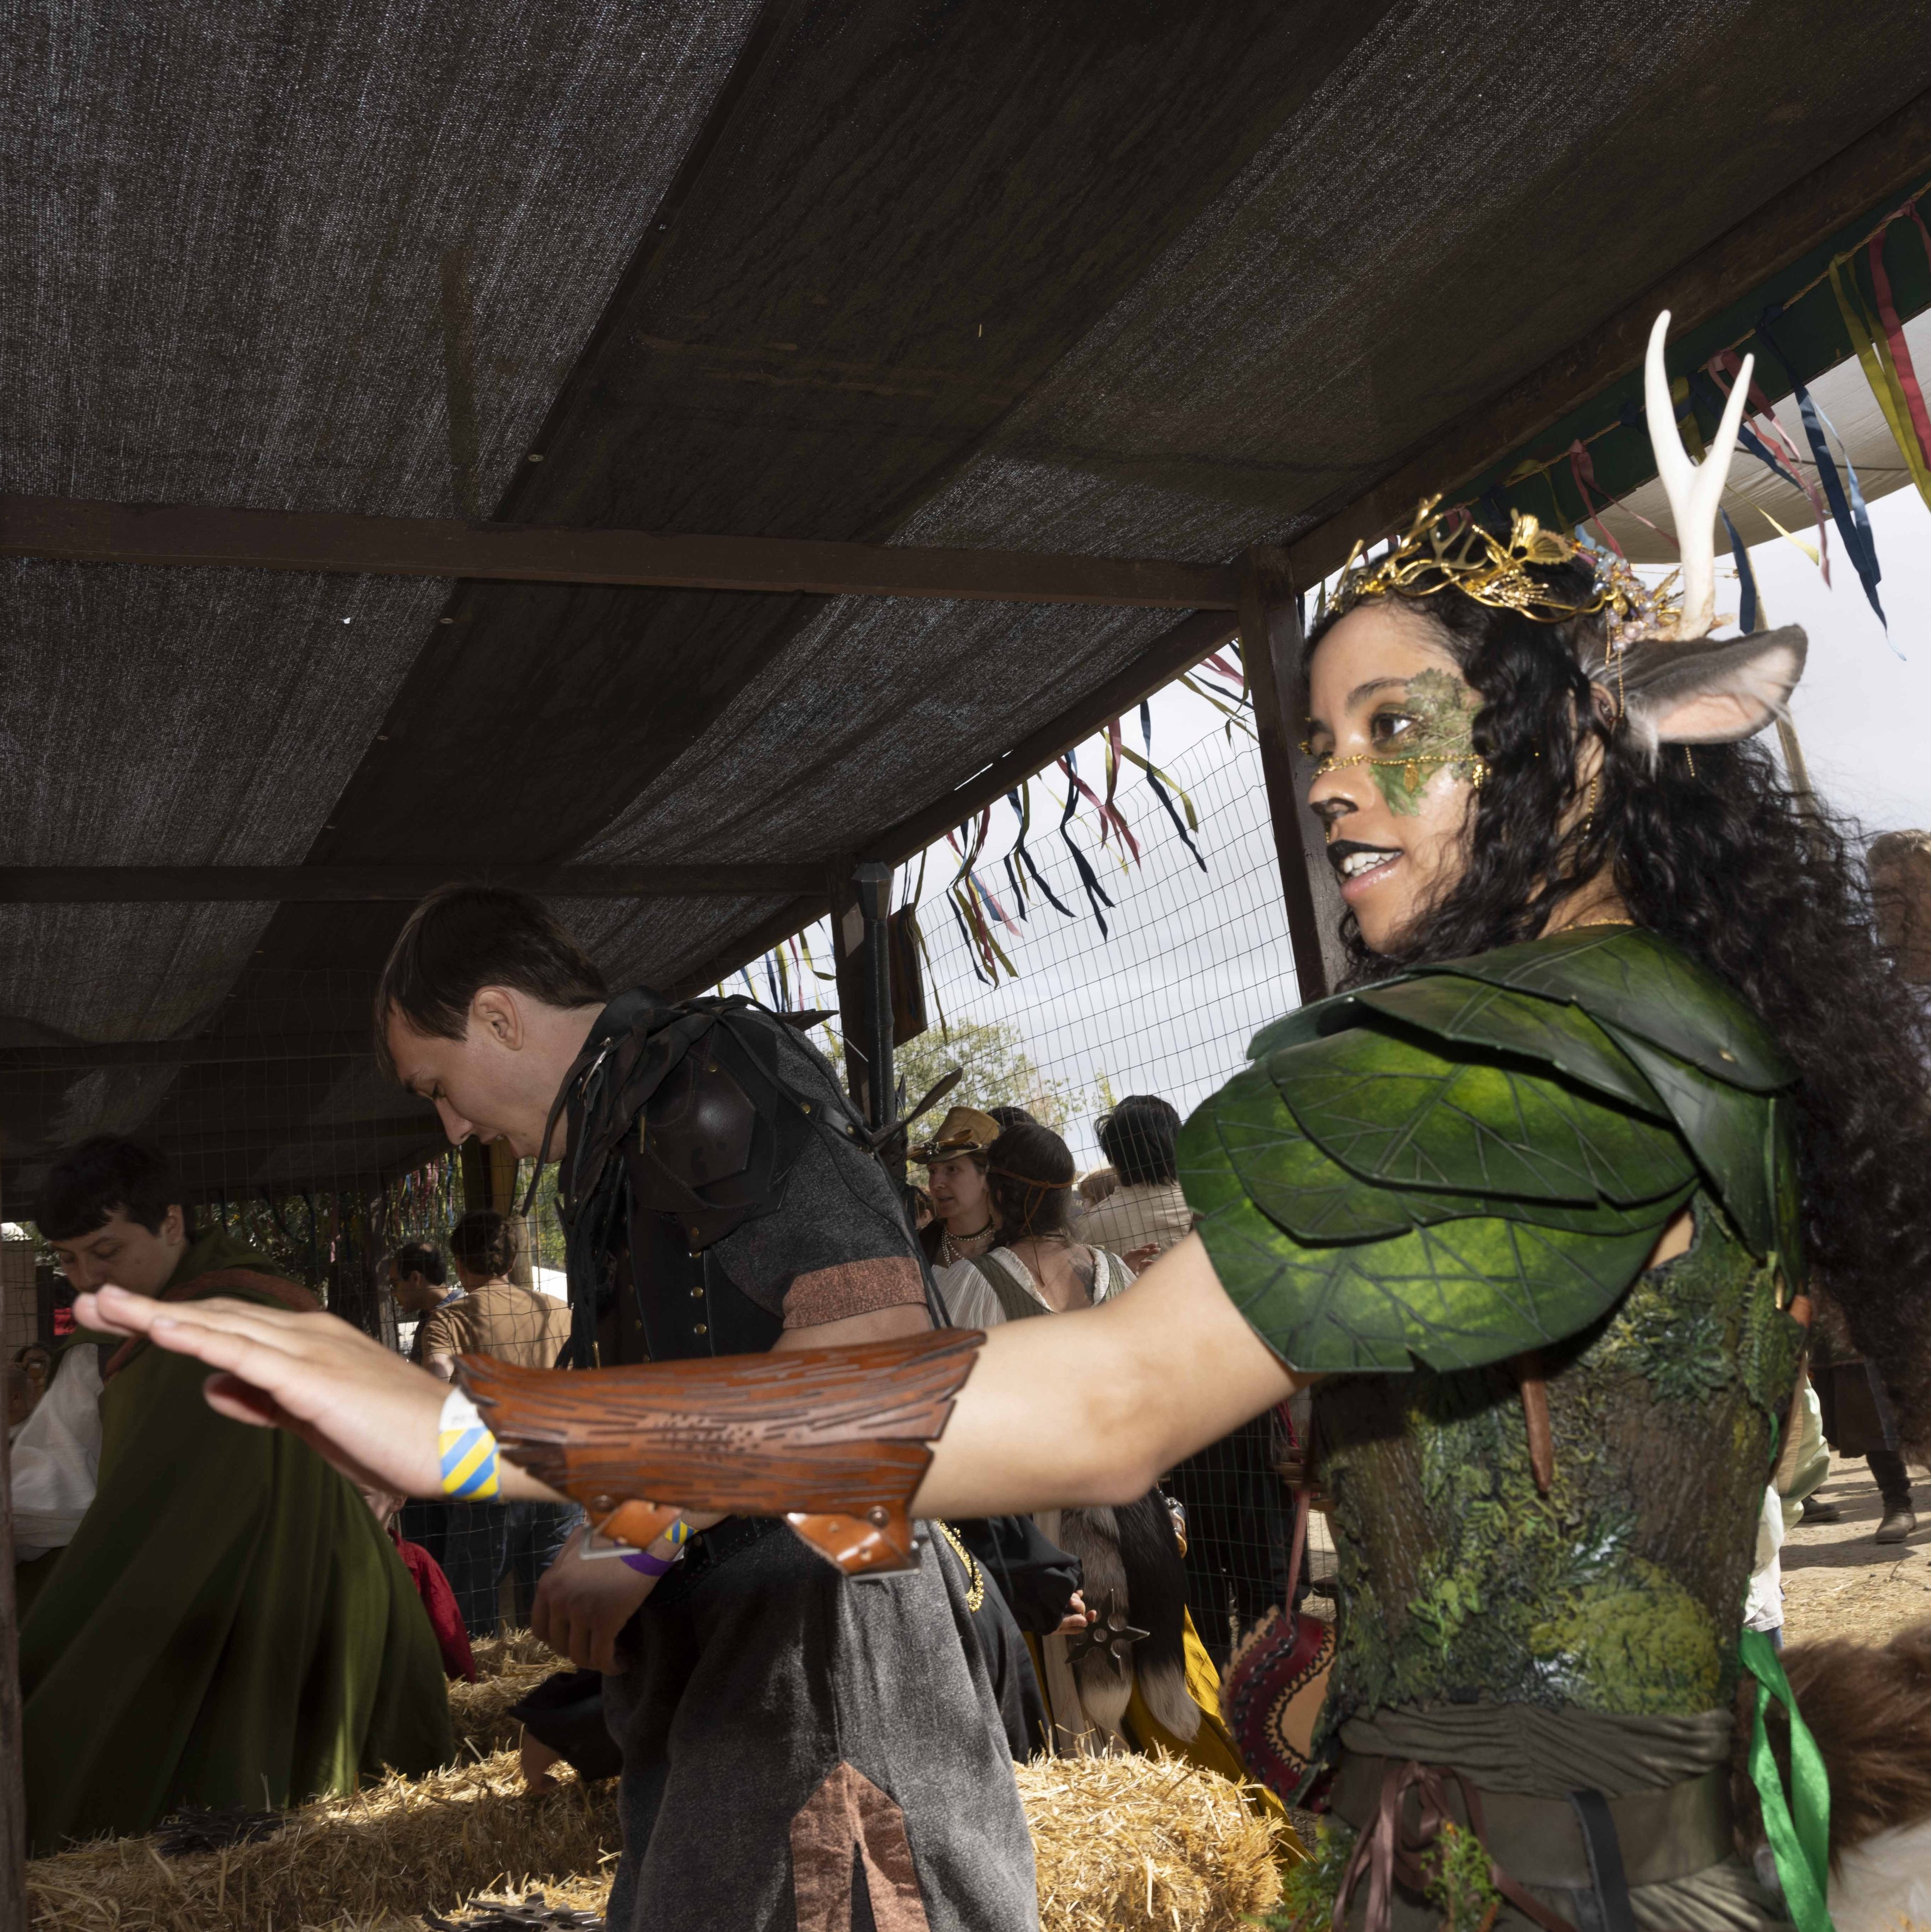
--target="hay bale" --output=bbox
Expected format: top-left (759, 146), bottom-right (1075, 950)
top-left (450, 1631), bottom-right (566, 1759)
top-left (1018, 1750), bottom-right (1284, 1932)
top-left (30, 1634), bottom-right (1282, 1932)
top-left (27, 1752), bottom-right (618, 1932)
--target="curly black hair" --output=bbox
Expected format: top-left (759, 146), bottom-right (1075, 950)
top-left (1308, 563), bottom-right (1931, 1449)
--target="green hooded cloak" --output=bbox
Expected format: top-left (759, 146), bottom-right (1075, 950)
top-left (19, 1227), bottom-right (454, 1851)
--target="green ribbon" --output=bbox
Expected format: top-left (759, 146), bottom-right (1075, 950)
top-left (1738, 1628), bottom-right (1835, 1932)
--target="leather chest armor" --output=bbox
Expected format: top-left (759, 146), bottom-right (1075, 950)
top-left (554, 990), bottom-right (838, 1366)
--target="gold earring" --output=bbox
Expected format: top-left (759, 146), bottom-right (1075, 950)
top-left (1581, 772), bottom-right (1599, 834)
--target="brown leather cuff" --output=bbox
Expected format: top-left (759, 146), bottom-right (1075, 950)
top-left (458, 1326), bottom-right (984, 1577)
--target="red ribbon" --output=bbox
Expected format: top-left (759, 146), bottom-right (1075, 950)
top-left (1566, 440), bottom-right (1625, 556)
top-left (1868, 220), bottom-right (1931, 472)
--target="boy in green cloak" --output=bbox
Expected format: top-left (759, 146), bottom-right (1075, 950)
top-left (15, 1136), bottom-right (453, 1852)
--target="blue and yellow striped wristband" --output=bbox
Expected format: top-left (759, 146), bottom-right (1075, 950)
top-left (437, 1387), bottom-right (501, 1500)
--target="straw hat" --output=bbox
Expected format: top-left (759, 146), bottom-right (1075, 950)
top-left (911, 1105), bottom-right (1000, 1163)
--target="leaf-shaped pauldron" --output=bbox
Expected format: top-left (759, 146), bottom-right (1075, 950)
top-left (1265, 1023), bottom-right (1694, 1208)
top-left (1413, 928), bottom-right (1791, 1093)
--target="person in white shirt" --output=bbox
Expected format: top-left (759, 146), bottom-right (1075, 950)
top-left (1072, 1095), bottom-right (1191, 1273)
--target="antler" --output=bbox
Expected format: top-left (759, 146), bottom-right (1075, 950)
top-left (1643, 309), bottom-right (1751, 638)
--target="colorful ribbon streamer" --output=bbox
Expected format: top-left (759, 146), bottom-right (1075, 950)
top-left (1720, 508), bottom-right (1761, 634)
top-left (1830, 238), bottom-right (1931, 512)
top-left (1008, 784), bottom-right (1076, 916)
top-left (1129, 699), bottom-right (1205, 871)
top-left (1057, 753), bottom-right (1114, 936)
top-left (1738, 1628), bottom-right (1835, 1932)
top-left (1758, 312), bottom-right (1885, 628)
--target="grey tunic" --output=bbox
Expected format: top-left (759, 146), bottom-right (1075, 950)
top-left (602, 1523), bottom-right (1039, 1932)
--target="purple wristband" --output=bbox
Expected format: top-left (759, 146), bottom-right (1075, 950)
top-left (622, 1547), bottom-right (679, 1577)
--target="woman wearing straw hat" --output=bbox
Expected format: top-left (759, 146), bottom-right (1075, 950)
top-left (911, 1104), bottom-right (1003, 1271)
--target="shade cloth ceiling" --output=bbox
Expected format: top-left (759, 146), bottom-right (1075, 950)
top-left (6, 0), bottom-right (1931, 1205)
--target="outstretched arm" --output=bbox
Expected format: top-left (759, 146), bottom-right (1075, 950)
top-left (910, 1234), bottom-right (1301, 1517)
top-left (74, 1234), bottom-right (1302, 1519)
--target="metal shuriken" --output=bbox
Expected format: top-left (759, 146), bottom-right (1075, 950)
top-left (1065, 1589), bottom-right (1149, 1677)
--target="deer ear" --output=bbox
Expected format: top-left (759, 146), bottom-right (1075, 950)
top-left (1612, 624), bottom-right (1807, 757)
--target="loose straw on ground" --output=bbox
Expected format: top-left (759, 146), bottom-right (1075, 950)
top-left (29, 1633), bottom-right (1285, 1932)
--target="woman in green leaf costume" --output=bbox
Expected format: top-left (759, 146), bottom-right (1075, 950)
top-left (80, 317), bottom-right (1931, 1932)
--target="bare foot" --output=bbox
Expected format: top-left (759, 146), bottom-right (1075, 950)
top-left (520, 1727), bottom-right (564, 1793)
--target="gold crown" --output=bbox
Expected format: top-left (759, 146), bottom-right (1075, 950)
top-left (1327, 495), bottom-right (1618, 625)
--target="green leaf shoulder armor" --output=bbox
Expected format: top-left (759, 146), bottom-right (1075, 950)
top-left (1180, 927), bottom-right (1802, 1374)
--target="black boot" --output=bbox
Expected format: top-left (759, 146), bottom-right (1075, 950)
top-left (1869, 1452), bottom-right (1916, 1543)
top-left (1876, 1500), bottom-right (1918, 1544)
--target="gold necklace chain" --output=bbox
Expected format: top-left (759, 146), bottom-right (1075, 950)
top-left (934, 1521), bottom-right (985, 1612)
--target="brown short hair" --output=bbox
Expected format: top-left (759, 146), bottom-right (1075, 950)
top-left (39, 1136), bottom-right (185, 1241)
top-left (449, 1210), bottom-right (518, 1280)
top-left (986, 1122), bottom-right (1077, 1242)
top-left (375, 885), bottom-right (608, 1076)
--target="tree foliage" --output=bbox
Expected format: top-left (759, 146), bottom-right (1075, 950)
top-left (822, 1014), bottom-right (1098, 1139)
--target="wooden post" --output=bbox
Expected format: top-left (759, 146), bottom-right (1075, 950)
top-left (828, 859), bottom-right (898, 1147)
top-left (1239, 545), bottom-right (1347, 1004)
top-left (828, 862), bottom-right (872, 1120)
top-left (456, 1141), bottom-right (532, 1285)
top-left (851, 863), bottom-right (895, 1138)
top-left (0, 1180), bottom-right (30, 1915)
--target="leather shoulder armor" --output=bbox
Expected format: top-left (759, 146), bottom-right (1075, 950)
top-left (628, 1013), bottom-right (812, 1251)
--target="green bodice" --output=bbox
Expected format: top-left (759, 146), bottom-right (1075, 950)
top-left (1318, 1195), bottom-right (1799, 1721)
top-left (1179, 927), bottom-right (1808, 1729)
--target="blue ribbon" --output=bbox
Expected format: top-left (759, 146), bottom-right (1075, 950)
top-left (946, 887), bottom-right (992, 986)
top-left (1689, 368), bottom-right (1808, 496)
top-left (1060, 748), bottom-right (1114, 938)
top-left (1759, 313), bottom-right (1886, 627)
top-left (1008, 787), bottom-right (1075, 917)
top-left (1137, 699), bottom-right (1205, 872)
top-left (1721, 509), bottom-right (1759, 634)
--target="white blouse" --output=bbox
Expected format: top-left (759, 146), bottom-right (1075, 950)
top-left (936, 1244), bottom-right (1132, 1329)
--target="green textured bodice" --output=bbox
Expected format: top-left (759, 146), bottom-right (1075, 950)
top-left (1180, 927), bottom-right (1808, 1727)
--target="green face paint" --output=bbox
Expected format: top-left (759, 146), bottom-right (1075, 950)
top-left (1365, 668), bottom-right (1483, 816)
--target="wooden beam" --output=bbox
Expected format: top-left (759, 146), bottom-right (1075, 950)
top-left (0, 864), bottom-right (816, 903)
top-left (108, 1115), bottom-right (441, 1161)
top-left (0, 1169), bottom-right (24, 1924)
top-left (1238, 548), bottom-right (1347, 1004)
top-left (0, 493), bottom-right (1238, 611)
top-left (1286, 83), bottom-right (1931, 584)
top-left (0, 1031), bottom-right (368, 1069)
top-left (863, 606), bottom-right (1240, 866)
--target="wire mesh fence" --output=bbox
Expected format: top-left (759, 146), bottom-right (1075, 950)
top-left (867, 713), bottom-right (1329, 1658)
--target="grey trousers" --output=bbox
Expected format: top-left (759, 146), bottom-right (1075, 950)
top-left (602, 1521), bottom-right (1038, 1932)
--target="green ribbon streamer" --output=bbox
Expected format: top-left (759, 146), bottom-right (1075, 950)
top-left (1737, 1628), bottom-right (1835, 1932)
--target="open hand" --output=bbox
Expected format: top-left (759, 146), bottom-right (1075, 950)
top-left (71, 1286), bottom-right (560, 1502)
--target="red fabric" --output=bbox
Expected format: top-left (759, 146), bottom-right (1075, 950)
top-left (393, 1531), bottom-right (476, 1682)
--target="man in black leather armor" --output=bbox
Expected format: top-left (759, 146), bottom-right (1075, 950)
top-left (374, 885), bottom-right (1038, 1932)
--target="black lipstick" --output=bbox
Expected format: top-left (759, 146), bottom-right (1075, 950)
top-left (1325, 838), bottom-right (1401, 876)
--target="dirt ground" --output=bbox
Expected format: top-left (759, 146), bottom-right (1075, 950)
top-left (1780, 1450), bottom-right (1931, 1648)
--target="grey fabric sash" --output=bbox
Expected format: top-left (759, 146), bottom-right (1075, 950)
top-left (1333, 1704), bottom-right (1781, 1932)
